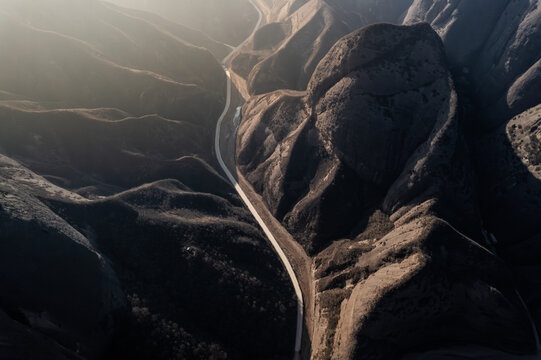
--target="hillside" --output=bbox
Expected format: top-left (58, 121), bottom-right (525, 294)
top-left (0, 154), bottom-right (296, 359)
top-left (230, 0), bottom-right (541, 126)
top-left (106, 0), bottom-right (259, 47)
top-left (0, 0), bottom-right (226, 127)
top-left (0, 1), bottom-right (298, 359)
top-left (230, 0), bottom-right (414, 96)
top-left (2, 0), bottom-right (541, 359)
top-left (403, 0), bottom-right (541, 127)
top-left (237, 23), bottom-right (537, 359)
top-left (477, 104), bottom-right (541, 336)
top-left (0, 0), bottom-right (230, 193)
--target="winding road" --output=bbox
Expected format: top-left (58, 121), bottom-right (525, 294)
top-left (214, 0), bottom-right (304, 356)
top-left (481, 230), bottom-right (541, 353)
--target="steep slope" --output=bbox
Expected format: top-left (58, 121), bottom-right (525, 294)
top-left (0, 155), bottom-right (126, 358)
top-left (478, 104), bottom-right (541, 334)
top-left (0, 0), bottom-right (225, 127)
top-left (231, 0), bottom-right (541, 125)
top-left (237, 23), bottom-right (537, 359)
top-left (230, 0), bottom-right (414, 95)
top-left (0, 101), bottom-right (211, 195)
top-left (0, 155), bottom-right (297, 359)
top-left (404, 0), bottom-right (541, 127)
top-left (239, 22), bottom-right (469, 254)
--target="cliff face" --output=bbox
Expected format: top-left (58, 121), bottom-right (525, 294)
top-left (237, 23), bottom-right (536, 359)
top-left (239, 23), bottom-right (470, 253)
top-left (478, 104), bottom-right (541, 336)
top-left (232, 0), bottom-right (541, 127)
top-left (106, 0), bottom-right (259, 47)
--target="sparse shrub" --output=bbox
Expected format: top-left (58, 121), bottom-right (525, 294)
top-left (526, 134), bottom-right (541, 165)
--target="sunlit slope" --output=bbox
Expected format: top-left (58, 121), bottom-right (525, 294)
top-left (104, 3), bottom-right (230, 60)
top-left (0, 153), bottom-right (297, 360)
top-left (0, 101), bottom-right (213, 193)
top-left (0, 0), bottom-right (225, 126)
top-left (237, 23), bottom-right (537, 359)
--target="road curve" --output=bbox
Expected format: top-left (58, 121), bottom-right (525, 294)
top-left (214, 0), bottom-right (304, 355)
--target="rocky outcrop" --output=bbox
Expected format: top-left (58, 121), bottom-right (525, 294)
top-left (404, 0), bottom-right (541, 127)
top-left (106, 0), bottom-right (259, 46)
top-left (478, 104), bottom-right (541, 249)
top-left (237, 23), bottom-right (537, 359)
top-left (478, 104), bottom-right (541, 335)
top-left (0, 152), bottom-right (297, 359)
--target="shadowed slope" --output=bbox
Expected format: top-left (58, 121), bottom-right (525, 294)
top-left (106, 0), bottom-right (259, 46)
top-left (231, 0), bottom-right (413, 95)
top-left (0, 1), bottom-right (298, 358)
top-left (0, 0), bottom-right (225, 126)
top-left (237, 23), bottom-right (537, 359)
top-left (0, 152), bottom-right (297, 360)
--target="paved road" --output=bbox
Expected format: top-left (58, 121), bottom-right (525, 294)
top-left (214, 0), bottom-right (304, 355)
top-left (222, 0), bottom-right (263, 64)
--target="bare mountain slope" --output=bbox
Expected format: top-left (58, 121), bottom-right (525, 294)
top-left (478, 104), bottom-right (541, 335)
top-left (102, 3), bottom-right (230, 60)
top-left (237, 23), bottom-right (537, 359)
top-left (404, 0), bottom-right (541, 127)
top-left (0, 1), bottom-right (298, 359)
top-left (0, 155), bottom-right (297, 359)
top-left (0, 0), bottom-right (225, 126)
top-left (105, 0), bottom-right (259, 46)
top-left (231, 0), bottom-right (541, 126)
top-left (239, 23), bottom-right (471, 253)
top-left (230, 0), bottom-right (414, 96)
top-left (0, 101), bottom-right (211, 194)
